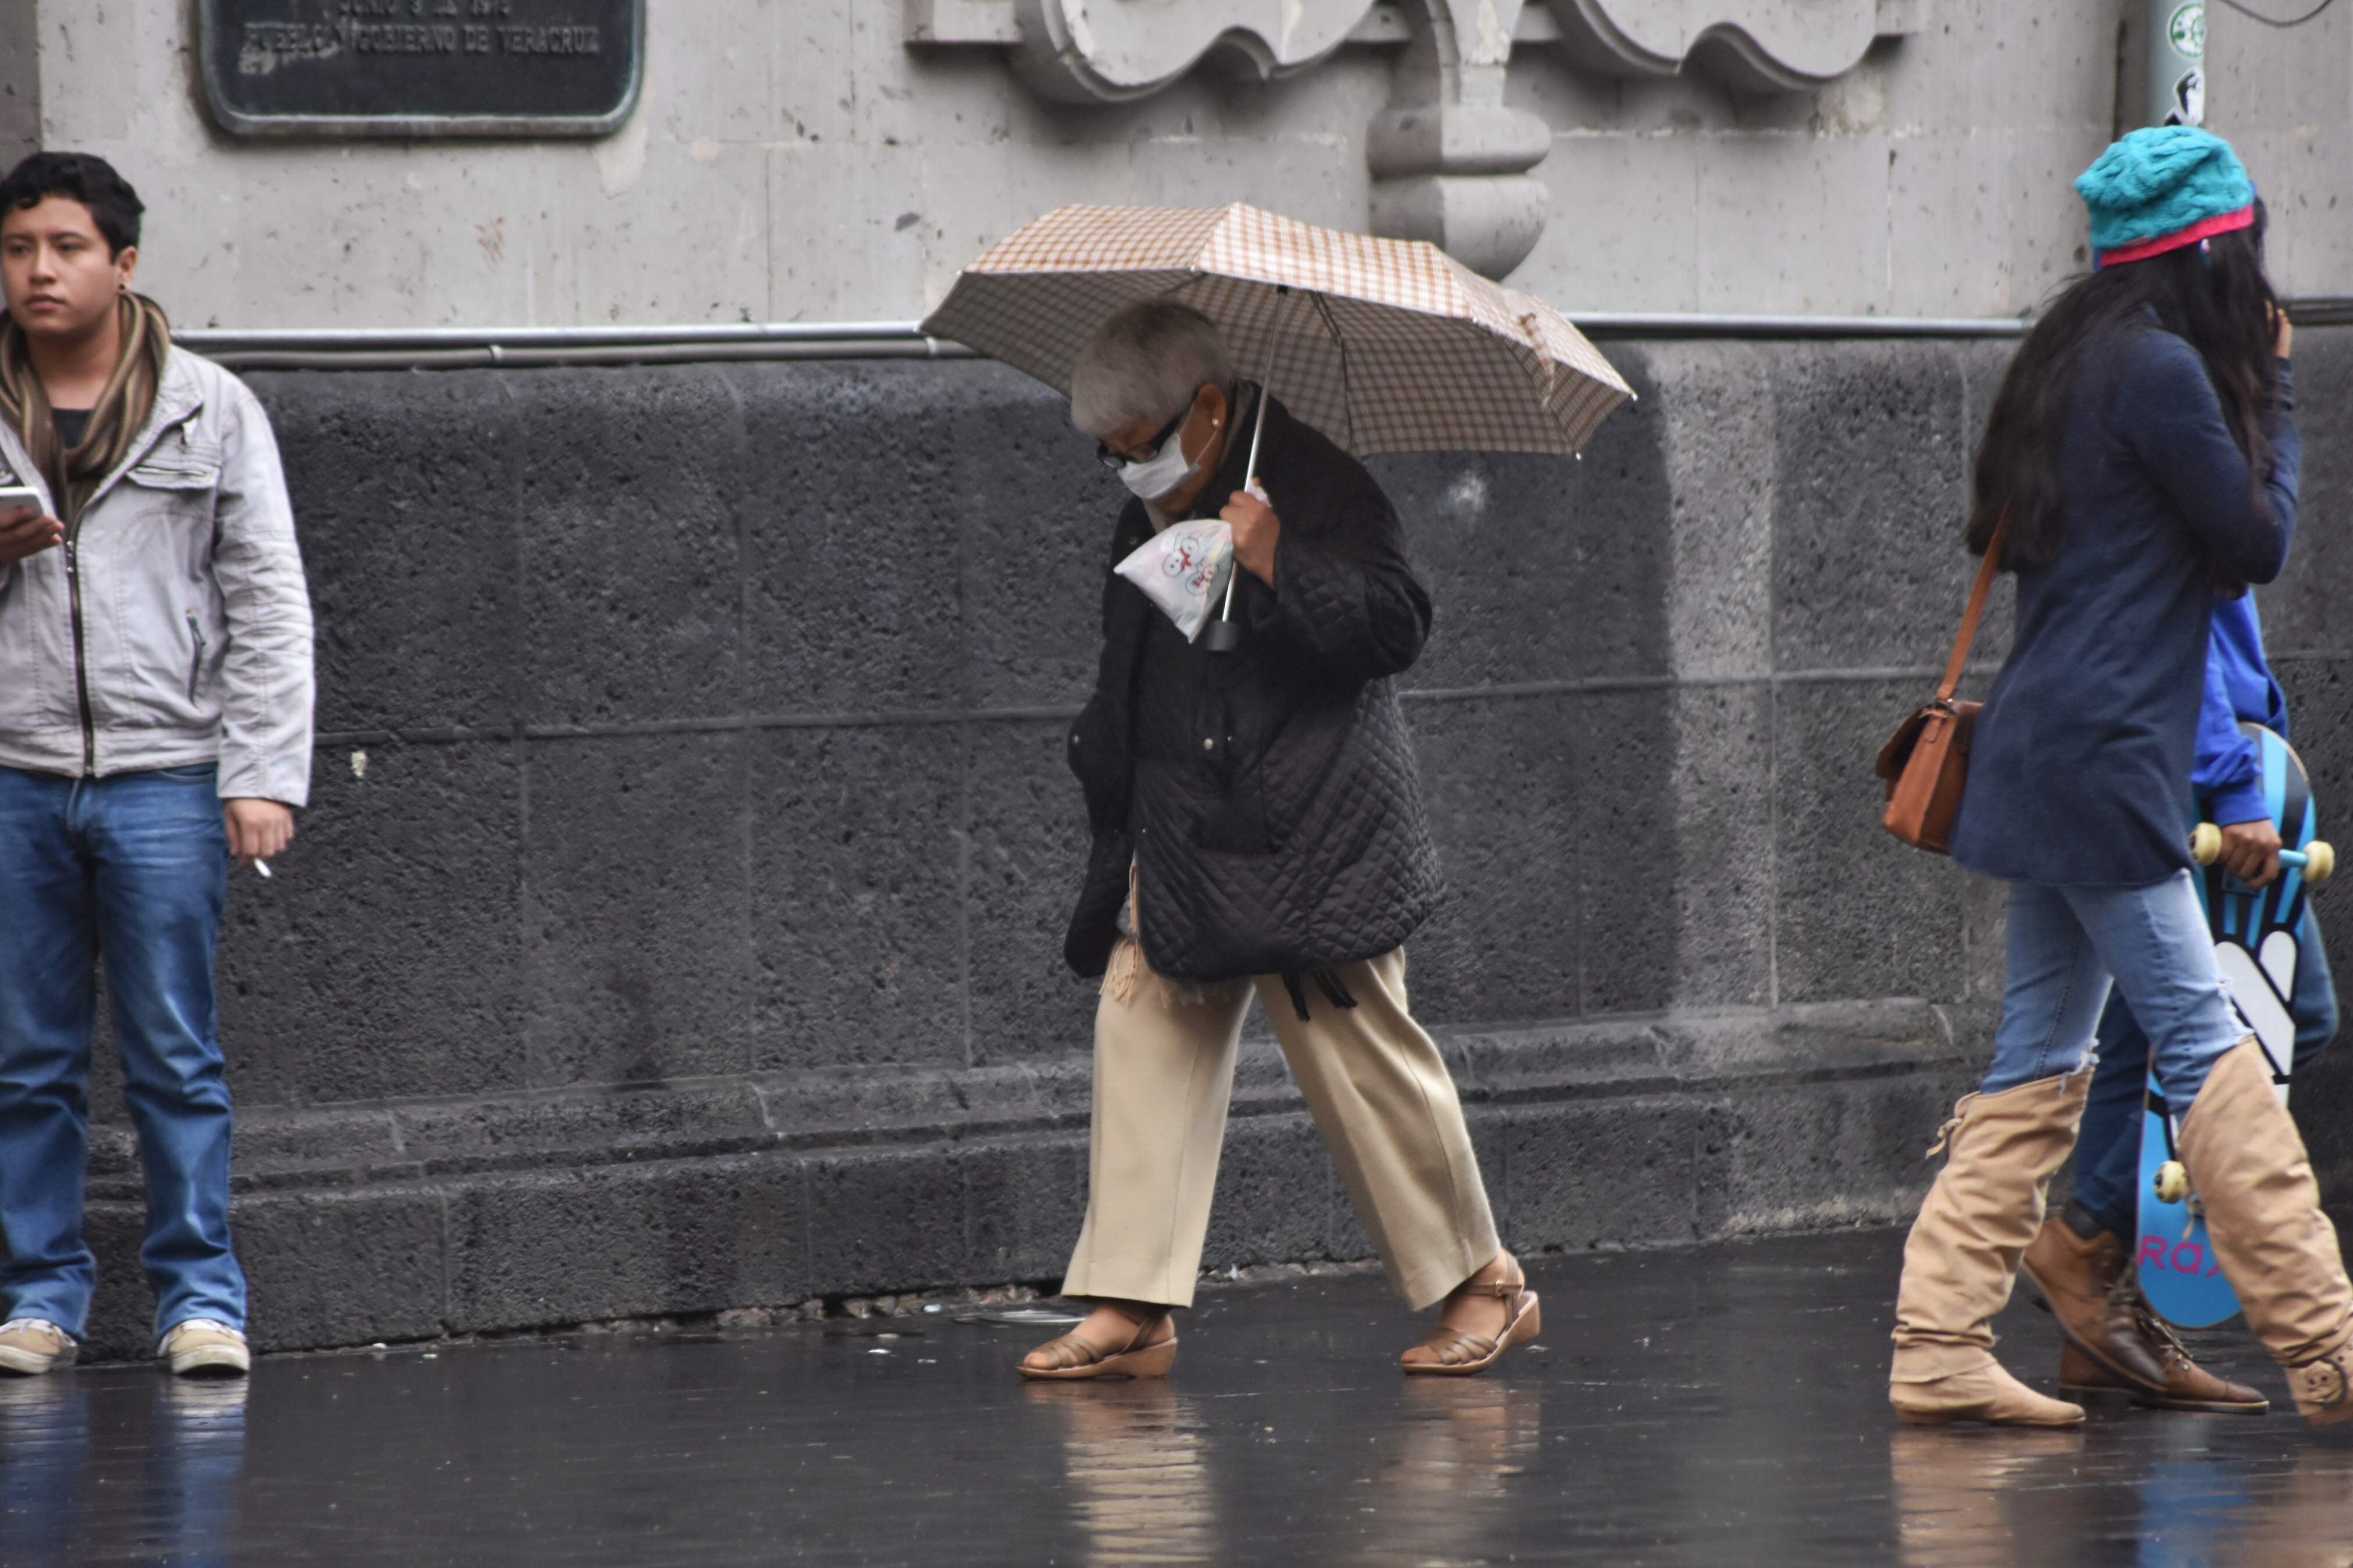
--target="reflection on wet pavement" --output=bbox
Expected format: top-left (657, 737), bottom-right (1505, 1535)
top-left (159, 1379), bottom-right (249, 1567)
top-left (1330, 1378), bottom-right (1543, 1566)
top-left (0, 1375), bottom-right (86, 1565)
top-left (1028, 1381), bottom-right (1216, 1565)
top-left (1889, 1406), bottom-right (2353, 1568)
top-left (2220, 1444), bottom-right (2353, 1567)
top-left (1890, 1424), bottom-right (2085, 1567)
top-left (0, 1370), bottom-right (246, 1566)
top-left (6, 1229), bottom-right (2353, 1564)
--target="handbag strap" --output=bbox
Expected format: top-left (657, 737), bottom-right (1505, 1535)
top-left (1937, 515), bottom-right (2007, 703)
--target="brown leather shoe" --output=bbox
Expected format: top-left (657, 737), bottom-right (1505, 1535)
top-left (1018, 1306), bottom-right (1176, 1381)
top-left (1401, 1253), bottom-right (1541, 1376)
top-left (2020, 1210), bottom-right (2168, 1392)
top-left (2058, 1321), bottom-right (2269, 1413)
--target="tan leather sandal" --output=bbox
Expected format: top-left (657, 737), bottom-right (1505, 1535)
top-left (1401, 1254), bottom-right (1542, 1376)
top-left (1017, 1306), bottom-right (1178, 1381)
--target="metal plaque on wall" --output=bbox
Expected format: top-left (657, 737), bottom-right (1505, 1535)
top-left (199, 0), bottom-right (643, 137)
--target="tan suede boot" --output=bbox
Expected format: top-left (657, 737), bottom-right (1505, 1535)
top-left (1890, 1071), bottom-right (2091, 1427)
top-left (2175, 1037), bottom-right (2353, 1427)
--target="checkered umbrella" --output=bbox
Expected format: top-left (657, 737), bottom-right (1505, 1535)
top-left (920, 202), bottom-right (1632, 458)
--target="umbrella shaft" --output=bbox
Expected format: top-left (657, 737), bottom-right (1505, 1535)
top-left (1222, 331), bottom-right (1281, 632)
top-left (1243, 333), bottom-right (1276, 491)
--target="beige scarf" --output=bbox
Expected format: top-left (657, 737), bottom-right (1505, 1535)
top-left (0, 292), bottom-right (171, 527)
top-left (1100, 860), bottom-right (1249, 1009)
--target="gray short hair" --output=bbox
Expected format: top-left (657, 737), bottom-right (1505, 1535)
top-left (1068, 300), bottom-right (1234, 436)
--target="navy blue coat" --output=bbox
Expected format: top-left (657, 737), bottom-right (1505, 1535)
top-left (1950, 330), bottom-right (2299, 887)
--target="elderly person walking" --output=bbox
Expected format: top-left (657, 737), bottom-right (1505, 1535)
top-left (1018, 299), bottom-right (1536, 1381)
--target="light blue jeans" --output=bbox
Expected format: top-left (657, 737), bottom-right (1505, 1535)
top-left (0, 764), bottom-right (246, 1340)
top-left (2072, 908), bottom-right (2336, 1240)
top-left (1982, 872), bottom-right (2245, 1105)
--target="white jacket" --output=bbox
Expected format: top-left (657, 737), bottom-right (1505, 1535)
top-left (0, 347), bottom-right (314, 804)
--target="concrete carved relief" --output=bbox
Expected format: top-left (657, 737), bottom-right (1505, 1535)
top-left (1002, 0), bottom-right (1376, 103)
top-left (909, 0), bottom-right (1553, 278)
top-left (906, 0), bottom-right (1919, 279)
top-left (1548, 0), bottom-right (1923, 92)
top-left (1368, 0), bottom-right (1554, 280)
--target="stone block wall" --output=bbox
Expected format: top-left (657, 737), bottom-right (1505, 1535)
top-left (71, 328), bottom-right (2353, 1355)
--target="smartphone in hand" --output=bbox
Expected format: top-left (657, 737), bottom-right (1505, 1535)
top-left (0, 485), bottom-right (63, 563)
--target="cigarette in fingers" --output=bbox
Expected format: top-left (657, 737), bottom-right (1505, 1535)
top-left (254, 860), bottom-right (273, 878)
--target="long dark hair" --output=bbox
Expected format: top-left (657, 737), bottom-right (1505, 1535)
top-left (1966, 201), bottom-right (2279, 571)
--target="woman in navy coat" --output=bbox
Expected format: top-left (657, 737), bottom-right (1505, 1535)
top-left (1888, 127), bottom-right (2353, 1429)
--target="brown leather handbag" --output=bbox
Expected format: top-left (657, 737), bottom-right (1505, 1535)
top-left (1875, 520), bottom-right (2005, 854)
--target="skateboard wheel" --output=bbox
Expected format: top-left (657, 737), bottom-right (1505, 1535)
top-left (2190, 823), bottom-right (2224, 866)
top-left (2155, 1161), bottom-right (2189, 1204)
top-left (2305, 840), bottom-right (2336, 887)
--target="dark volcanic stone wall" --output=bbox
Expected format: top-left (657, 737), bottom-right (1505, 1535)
top-left (66, 328), bottom-right (2353, 1356)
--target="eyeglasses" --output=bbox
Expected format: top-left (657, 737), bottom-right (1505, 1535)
top-left (1094, 404), bottom-right (1192, 471)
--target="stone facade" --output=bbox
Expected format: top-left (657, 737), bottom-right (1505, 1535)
top-left (47, 327), bottom-right (2353, 1356)
top-left (15, 0), bottom-right (2353, 1358)
top-left (23, 1), bottom-right (2353, 328)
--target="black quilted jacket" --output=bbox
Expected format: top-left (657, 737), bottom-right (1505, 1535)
top-left (1061, 390), bottom-right (1442, 984)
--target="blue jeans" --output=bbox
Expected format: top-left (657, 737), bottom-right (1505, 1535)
top-left (0, 764), bottom-right (245, 1339)
top-left (1981, 873), bottom-right (2245, 1109)
top-left (2072, 908), bottom-right (2338, 1240)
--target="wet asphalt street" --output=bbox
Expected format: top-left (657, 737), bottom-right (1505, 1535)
top-left (6, 1227), bottom-right (2353, 1566)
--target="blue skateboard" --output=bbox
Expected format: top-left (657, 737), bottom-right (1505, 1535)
top-left (2137, 724), bottom-right (2335, 1327)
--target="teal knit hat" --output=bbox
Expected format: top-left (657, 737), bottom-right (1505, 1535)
top-left (2075, 127), bottom-right (2255, 266)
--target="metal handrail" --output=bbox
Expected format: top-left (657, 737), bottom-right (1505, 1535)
top-left (173, 299), bottom-right (2350, 369)
top-left (1568, 313), bottom-right (2025, 339)
top-left (178, 319), bottom-right (934, 352)
top-left (176, 321), bottom-right (974, 371)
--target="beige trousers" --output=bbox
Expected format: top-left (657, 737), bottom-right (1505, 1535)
top-left (1060, 947), bottom-right (1500, 1312)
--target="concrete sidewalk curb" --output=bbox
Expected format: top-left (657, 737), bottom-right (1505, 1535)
top-left (77, 1001), bottom-right (1980, 1361)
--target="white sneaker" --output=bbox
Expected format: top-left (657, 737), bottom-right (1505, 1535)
top-left (0, 1319), bottom-right (77, 1376)
top-left (160, 1319), bottom-right (250, 1377)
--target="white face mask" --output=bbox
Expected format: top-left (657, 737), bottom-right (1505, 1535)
top-left (1115, 410), bottom-right (1204, 501)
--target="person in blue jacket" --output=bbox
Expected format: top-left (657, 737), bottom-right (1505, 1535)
top-left (2019, 597), bottom-right (2339, 1415)
top-left (1887, 127), bottom-right (2353, 1430)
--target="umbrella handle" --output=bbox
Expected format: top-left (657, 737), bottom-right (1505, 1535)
top-left (1217, 481), bottom-right (1264, 623)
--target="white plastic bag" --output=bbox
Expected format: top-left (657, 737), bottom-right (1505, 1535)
top-left (1114, 518), bottom-right (1234, 644)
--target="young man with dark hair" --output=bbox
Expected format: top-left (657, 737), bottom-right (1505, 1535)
top-left (0, 152), bottom-right (313, 1376)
